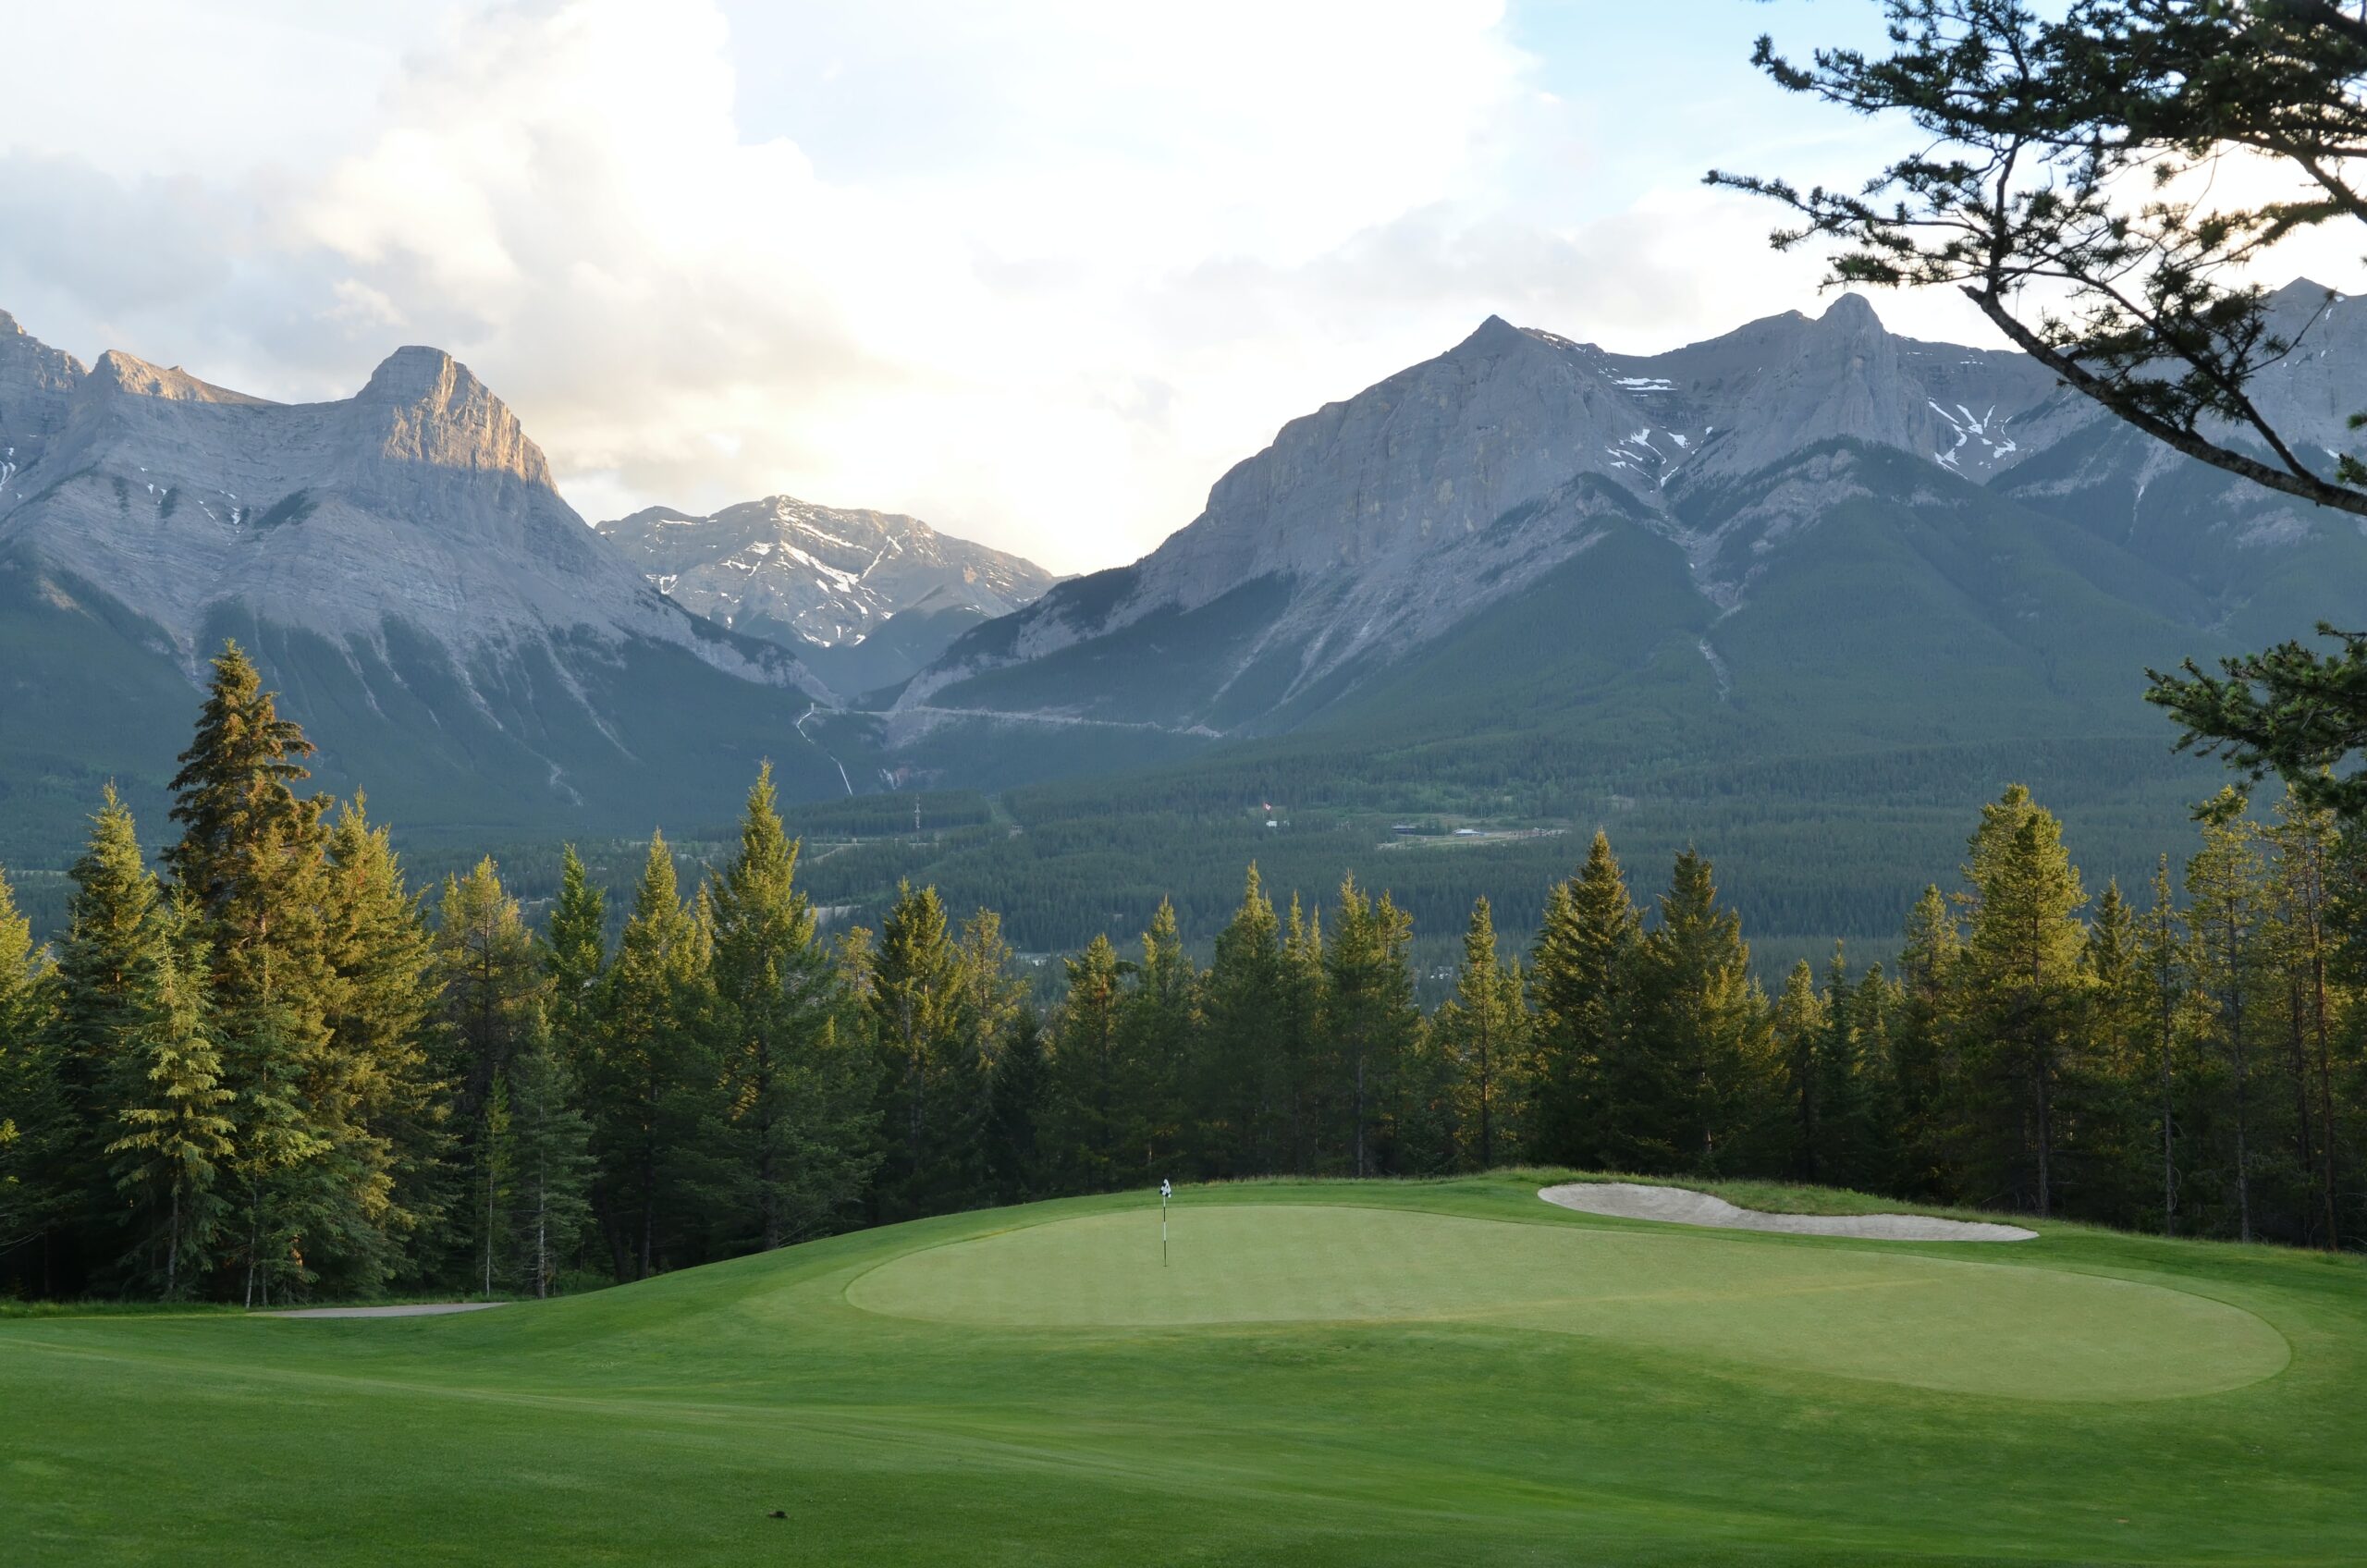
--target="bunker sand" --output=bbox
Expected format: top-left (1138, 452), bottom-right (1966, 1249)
top-left (1538, 1182), bottom-right (2038, 1241)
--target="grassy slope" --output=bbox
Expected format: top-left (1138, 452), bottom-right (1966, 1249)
top-left (5, 1175), bottom-right (2359, 1566)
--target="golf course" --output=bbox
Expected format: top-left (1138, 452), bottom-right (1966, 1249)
top-left (4, 1175), bottom-right (2358, 1565)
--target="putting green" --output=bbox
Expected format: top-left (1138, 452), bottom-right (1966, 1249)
top-left (846, 1203), bottom-right (2287, 1401)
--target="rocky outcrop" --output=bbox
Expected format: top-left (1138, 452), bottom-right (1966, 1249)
top-left (0, 310), bottom-right (87, 487)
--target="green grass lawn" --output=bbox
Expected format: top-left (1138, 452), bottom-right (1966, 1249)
top-left (4, 1175), bottom-right (2359, 1565)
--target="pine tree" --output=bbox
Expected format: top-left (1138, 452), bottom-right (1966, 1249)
top-left (1434, 898), bottom-right (1528, 1170)
top-left (501, 1027), bottom-right (594, 1298)
top-left (321, 798), bottom-right (443, 1288)
top-left (543, 845), bottom-right (608, 1059)
top-left (51, 788), bottom-right (168, 1289)
top-left (1277, 895), bottom-right (1325, 1171)
top-left (1048, 934), bottom-right (1127, 1190)
top-left (1960, 785), bottom-right (2091, 1217)
top-left (984, 1006), bottom-right (1049, 1203)
top-left (480, 1067), bottom-right (514, 1297)
top-left (1194, 866), bottom-right (1282, 1175)
top-left (1772, 960), bottom-right (1830, 1181)
top-left (433, 859), bottom-right (549, 1280)
top-left (708, 765), bottom-right (876, 1250)
top-left (2264, 790), bottom-right (2344, 1247)
top-left (1117, 900), bottom-right (1195, 1182)
top-left (166, 643), bottom-right (370, 1299)
top-left (1321, 876), bottom-right (1417, 1178)
top-left (0, 862), bottom-right (65, 1296)
top-left (2137, 858), bottom-right (2192, 1236)
top-left (590, 834), bottom-right (717, 1277)
top-left (104, 899), bottom-right (235, 1298)
top-left (1890, 884), bottom-right (1964, 1197)
top-left (2189, 796), bottom-right (2268, 1241)
top-left (866, 882), bottom-right (981, 1219)
top-left (2076, 880), bottom-right (2156, 1226)
top-left (1625, 851), bottom-right (1766, 1177)
top-left (1529, 832), bottom-right (1640, 1169)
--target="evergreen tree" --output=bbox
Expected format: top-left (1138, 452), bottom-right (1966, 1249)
top-left (589, 834), bottom-right (717, 1277)
top-left (0, 863), bottom-right (65, 1296)
top-left (1047, 934), bottom-right (1127, 1190)
top-left (984, 1006), bottom-right (1049, 1203)
top-left (1321, 876), bottom-right (1417, 1177)
top-left (1529, 832), bottom-right (1640, 1169)
top-left (1772, 960), bottom-right (1830, 1181)
top-left (1277, 895), bottom-right (1326, 1171)
top-left (1625, 851), bottom-right (1766, 1177)
top-left (1433, 897), bottom-right (1527, 1170)
top-left (104, 899), bottom-right (234, 1298)
top-left (166, 643), bottom-right (376, 1299)
top-left (541, 844), bottom-right (608, 1067)
top-left (479, 1068), bottom-right (514, 1296)
top-left (501, 1028), bottom-right (594, 1298)
top-left (1890, 884), bottom-right (1964, 1198)
top-left (51, 788), bottom-right (168, 1289)
top-left (2189, 796), bottom-right (2269, 1241)
top-left (1117, 900), bottom-right (1195, 1182)
top-left (867, 882), bottom-right (982, 1219)
top-left (708, 766), bottom-right (875, 1250)
top-left (1196, 865), bottom-right (1284, 1176)
top-left (2136, 859), bottom-right (2193, 1236)
top-left (321, 799), bottom-right (444, 1288)
top-left (1959, 785), bottom-right (2091, 1217)
top-left (2075, 881), bottom-right (2156, 1226)
top-left (2264, 791), bottom-right (2344, 1247)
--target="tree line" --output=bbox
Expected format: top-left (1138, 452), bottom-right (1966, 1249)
top-left (4, 647), bottom-right (2363, 1302)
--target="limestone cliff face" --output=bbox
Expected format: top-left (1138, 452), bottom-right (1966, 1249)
top-left (899, 285), bottom-right (2365, 734)
top-left (0, 310), bottom-right (87, 484)
top-left (0, 328), bottom-right (816, 695)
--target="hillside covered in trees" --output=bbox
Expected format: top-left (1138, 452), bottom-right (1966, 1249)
top-left (2, 644), bottom-right (2359, 1303)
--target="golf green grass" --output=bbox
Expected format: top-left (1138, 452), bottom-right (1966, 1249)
top-left (5, 1177), bottom-right (2361, 1566)
top-left (847, 1205), bottom-right (2286, 1400)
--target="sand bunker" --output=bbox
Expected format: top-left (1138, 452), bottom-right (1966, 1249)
top-left (1539, 1182), bottom-right (2036, 1242)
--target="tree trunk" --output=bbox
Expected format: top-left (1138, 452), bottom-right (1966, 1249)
top-left (2159, 977), bottom-right (2177, 1239)
top-left (2233, 999), bottom-right (2253, 1245)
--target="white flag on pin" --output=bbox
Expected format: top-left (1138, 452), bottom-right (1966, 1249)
top-left (1160, 1179), bottom-right (1172, 1199)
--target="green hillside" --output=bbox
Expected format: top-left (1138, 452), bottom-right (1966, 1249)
top-left (5, 1176), bottom-right (2354, 1566)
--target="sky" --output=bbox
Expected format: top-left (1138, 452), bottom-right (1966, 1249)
top-left (2, 1), bottom-right (2357, 574)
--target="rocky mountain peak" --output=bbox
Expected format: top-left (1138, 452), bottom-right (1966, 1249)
top-left (359, 345), bottom-right (475, 405)
top-left (351, 345), bottom-right (551, 488)
top-left (87, 349), bottom-right (269, 405)
top-left (1815, 291), bottom-right (1883, 333)
top-left (1452, 314), bottom-right (1532, 357)
top-left (596, 491), bottom-right (1058, 657)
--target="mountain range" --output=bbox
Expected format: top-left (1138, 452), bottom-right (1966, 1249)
top-left (888, 282), bottom-right (2365, 776)
top-left (0, 315), bottom-right (865, 860)
top-left (4, 283), bottom-right (2361, 960)
top-left (595, 495), bottom-right (1056, 696)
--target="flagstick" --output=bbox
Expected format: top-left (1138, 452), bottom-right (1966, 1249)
top-left (1161, 1186), bottom-right (1169, 1268)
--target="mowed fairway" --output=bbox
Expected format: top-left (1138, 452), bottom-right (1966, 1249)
top-left (5, 1178), bottom-right (2361, 1566)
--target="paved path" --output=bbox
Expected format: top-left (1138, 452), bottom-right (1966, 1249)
top-left (266, 1301), bottom-right (512, 1319)
top-left (1539, 1182), bottom-right (2037, 1241)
